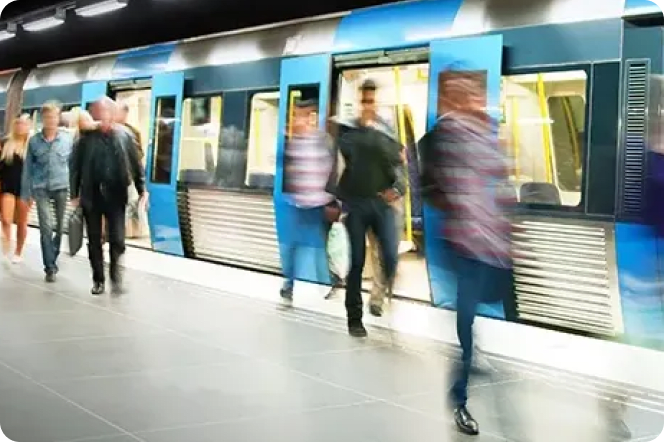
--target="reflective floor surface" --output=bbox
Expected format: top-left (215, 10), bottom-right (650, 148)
top-left (0, 246), bottom-right (662, 442)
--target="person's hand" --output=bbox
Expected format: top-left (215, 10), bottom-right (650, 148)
top-left (70, 198), bottom-right (79, 207)
top-left (380, 188), bottom-right (400, 203)
top-left (139, 192), bottom-right (150, 210)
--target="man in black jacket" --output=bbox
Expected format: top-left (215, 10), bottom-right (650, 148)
top-left (70, 97), bottom-right (146, 295)
top-left (334, 79), bottom-right (405, 337)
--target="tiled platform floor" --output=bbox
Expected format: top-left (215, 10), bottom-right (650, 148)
top-left (0, 247), bottom-right (662, 442)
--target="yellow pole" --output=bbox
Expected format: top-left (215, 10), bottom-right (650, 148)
top-left (536, 74), bottom-right (553, 183)
top-left (393, 66), bottom-right (412, 243)
top-left (510, 97), bottom-right (521, 182)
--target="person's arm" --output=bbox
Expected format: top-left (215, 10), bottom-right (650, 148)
top-left (69, 137), bottom-right (83, 201)
top-left (20, 139), bottom-right (34, 201)
top-left (125, 132), bottom-right (145, 197)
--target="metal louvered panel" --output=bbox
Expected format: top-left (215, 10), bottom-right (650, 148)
top-left (621, 60), bottom-right (650, 217)
top-left (185, 189), bottom-right (281, 273)
top-left (512, 217), bottom-right (623, 337)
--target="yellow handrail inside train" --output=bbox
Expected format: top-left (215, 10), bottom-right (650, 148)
top-left (510, 97), bottom-right (521, 182)
top-left (252, 106), bottom-right (261, 169)
top-left (561, 96), bottom-right (581, 171)
top-left (536, 74), bottom-right (553, 183)
top-left (393, 66), bottom-right (413, 243)
top-left (287, 90), bottom-right (301, 140)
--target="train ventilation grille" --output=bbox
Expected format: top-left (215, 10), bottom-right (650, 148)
top-left (621, 59), bottom-right (650, 218)
top-left (183, 189), bottom-right (281, 273)
top-left (512, 218), bottom-right (623, 337)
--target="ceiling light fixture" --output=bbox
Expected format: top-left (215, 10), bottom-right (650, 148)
top-left (75, 0), bottom-right (129, 17)
top-left (0, 23), bottom-right (17, 42)
top-left (23, 9), bottom-right (66, 32)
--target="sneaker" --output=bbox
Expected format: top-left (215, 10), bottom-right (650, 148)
top-left (91, 282), bottom-right (105, 296)
top-left (11, 255), bottom-right (22, 264)
top-left (280, 285), bottom-right (293, 305)
top-left (348, 322), bottom-right (367, 338)
top-left (369, 304), bottom-right (383, 317)
top-left (44, 272), bottom-right (56, 283)
top-left (110, 282), bottom-right (125, 296)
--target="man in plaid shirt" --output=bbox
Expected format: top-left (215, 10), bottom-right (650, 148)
top-left (425, 73), bottom-right (515, 436)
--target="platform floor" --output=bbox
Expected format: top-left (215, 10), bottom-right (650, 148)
top-left (0, 246), bottom-right (663, 442)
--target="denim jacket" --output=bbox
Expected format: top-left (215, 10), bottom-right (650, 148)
top-left (21, 129), bottom-right (74, 200)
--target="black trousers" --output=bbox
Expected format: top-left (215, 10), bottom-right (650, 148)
top-left (83, 203), bottom-right (126, 284)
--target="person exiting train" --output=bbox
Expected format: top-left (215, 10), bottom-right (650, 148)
top-left (423, 72), bottom-right (514, 436)
top-left (70, 98), bottom-right (146, 295)
top-left (21, 102), bottom-right (74, 282)
top-left (0, 114), bottom-right (33, 264)
top-left (334, 79), bottom-right (405, 337)
top-left (280, 99), bottom-right (336, 302)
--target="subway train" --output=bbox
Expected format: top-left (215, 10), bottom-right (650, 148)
top-left (0, 0), bottom-right (662, 349)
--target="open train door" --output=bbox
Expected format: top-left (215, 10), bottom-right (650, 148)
top-left (144, 72), bottom-right (185, 256)
top-left (274, 54), bottom-right (333, 285)
top-left (423, 35), bottom-right (507, 318)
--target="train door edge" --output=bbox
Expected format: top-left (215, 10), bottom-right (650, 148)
top-left (274, 54), bottom-right (332, 285)
top-left (145, 71), bottom-right (185, 256)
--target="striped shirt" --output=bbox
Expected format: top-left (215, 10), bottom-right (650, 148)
top-left (283, 130), bottom-right (335, 208)
top-left (435, 111), bottom-right (514, 268)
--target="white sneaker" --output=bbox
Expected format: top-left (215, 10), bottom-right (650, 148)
top-left (11, 255), bottom-right (22, 264)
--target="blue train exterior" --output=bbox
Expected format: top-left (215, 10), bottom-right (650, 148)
top-left (0, 0), bottom-right (662, 349)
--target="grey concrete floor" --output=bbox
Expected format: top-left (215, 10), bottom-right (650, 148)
top-left (0, 246), bottom-right (662, 442)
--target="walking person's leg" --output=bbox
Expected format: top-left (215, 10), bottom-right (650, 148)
top-left (83, 206), bottom-right (105, 294)
top-left (106, 203), bottom-right (127, 294)
top-left (344, 201), bottom-right (369, 337)
top-left (13, 197), bottom-right (30, 261)
top-left (368, 230), bottom-right (386, 316)
top-left (34, 190), bottom-right (57, 281)
top-left (370, 200), bottom-right (399, 310)
top-left (51, 190), bottom-right (68, 271)
top-left (1, 193), bottom-right (16, 259)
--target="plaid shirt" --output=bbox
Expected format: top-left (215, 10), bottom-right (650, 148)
top-left (434, 111), bottom-right (514, 268)
top-left (283, 130), bottom-right (335, 208)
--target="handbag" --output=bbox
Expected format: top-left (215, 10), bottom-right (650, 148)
top-left (67, 207), bottom-right (85, 256)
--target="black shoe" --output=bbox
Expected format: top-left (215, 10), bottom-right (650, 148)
top-left (91, 283), bottom-right (105, 296)
top-left (348, 322), bottom-right (367, 338)
top-left (369, 304), bottom-right (383, 317)
top-left (453, 406), bottom-right (479, 436)
top-left (110, 282), bottom-right (125, 296)
top-left (44, 272), bottom-right (56, 283)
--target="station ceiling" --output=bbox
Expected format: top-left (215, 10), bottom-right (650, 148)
top-left (0, 0), bottom-right (390, 71)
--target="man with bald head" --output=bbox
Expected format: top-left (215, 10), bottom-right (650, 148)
top-left (70, 97), bottom-right (146, 295)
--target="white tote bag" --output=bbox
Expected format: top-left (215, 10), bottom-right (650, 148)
top-left (327, 221), bottom-right (351, 280)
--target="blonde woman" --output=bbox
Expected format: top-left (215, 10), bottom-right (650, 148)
top-left (0, 114), bottom-right (32, 263)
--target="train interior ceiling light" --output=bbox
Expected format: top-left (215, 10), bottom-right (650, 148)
top-left (22, 9), bottom-right (66, 32)
top-left (0, 24), bottom-right (16, 41)
top-left (75, 0), bottom-right (129, 17)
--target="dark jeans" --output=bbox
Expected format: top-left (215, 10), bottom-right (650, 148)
top-left (450, 250), bottom-right (514, 407)
top-left (34, 189), bottom-right (68, 274)
top-left (83, 203), bottom-right (126, 284)
top-left (344, 198), bottom-right (398, 323)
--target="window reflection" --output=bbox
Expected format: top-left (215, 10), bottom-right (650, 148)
top-left (151, 96), bottom-right (176, 185)
top-left (245, 91), bottom-right (279, 188)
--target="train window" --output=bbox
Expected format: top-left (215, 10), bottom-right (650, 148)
top-left (501, 70), bottom-right (587, 207)
top-left (150, 96), bottom-right (177, 185)
top-left (178, 95), bottom-right (223, 184)
top-left (245, 90), bottom-right (279, 187)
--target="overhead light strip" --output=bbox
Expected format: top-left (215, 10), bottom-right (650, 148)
top-left (23, 9), bottom-right (66, 32)
top-left (0, 31), bottom-right (15, 42)
top-left (75, 0), bottom-right (128, 17)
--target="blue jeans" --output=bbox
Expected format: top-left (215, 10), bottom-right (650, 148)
top-left (450, 250), bottom-right (513, 406)
top-left (344, 198), bottom-right (398, 323)
top-left (282, 206), bottom-right (328, 289)
top-left (34, 189), bottom-right (68, 274)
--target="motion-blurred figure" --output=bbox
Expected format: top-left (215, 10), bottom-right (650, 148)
top-left (280, 99), bottom-right (336, 302)
top-left (423, 71), bottom-right (514, 435)
top-left (70, 97), bottom-right (146, 295)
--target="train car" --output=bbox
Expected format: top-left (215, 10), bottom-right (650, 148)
top-left (1, 0), bottom-right (662, 349)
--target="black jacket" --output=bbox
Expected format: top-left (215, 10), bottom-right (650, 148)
top-left (331, 117), bottom-right (405, 201)
top-left (70, 126), bottom-right (145, 208)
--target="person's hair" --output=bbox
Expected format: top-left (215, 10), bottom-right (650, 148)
top-left (359, 79), bottom-right (377, 92)
top-left (1, 114), bottom-right (31, 163)
top-left (41, 101), bottom-right (62, 116)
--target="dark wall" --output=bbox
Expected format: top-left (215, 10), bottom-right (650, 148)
top-left (0, 0), bottom-right (390, 72)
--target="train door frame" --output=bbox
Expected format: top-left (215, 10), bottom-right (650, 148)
top-left (143, 72), bottom-right (186, 256)
top-left (274, 54), bottom-right (334, 285)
